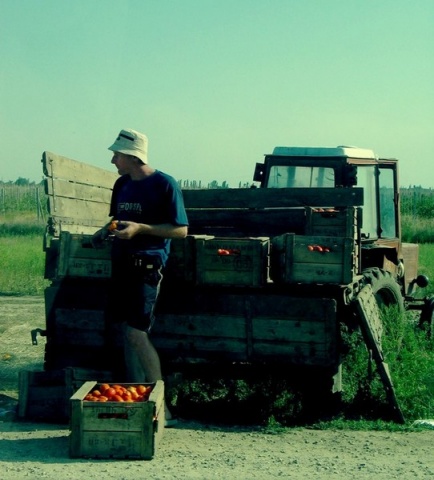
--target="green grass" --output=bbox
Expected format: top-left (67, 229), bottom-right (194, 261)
top-left (417, 243), bottom-right (434, 296)
top-left (402, 215), bottom-right (434, 244)
top-left (340, 306), bottom-right (434, 424)
top-left (0, 233), bottom-right (49, 295)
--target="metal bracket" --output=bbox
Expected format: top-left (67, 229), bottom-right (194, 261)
top-left (31, 328), bottom-right (47, 346)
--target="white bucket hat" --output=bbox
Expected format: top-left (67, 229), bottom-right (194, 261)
top-left (108, 128), bottom-right (148, 164)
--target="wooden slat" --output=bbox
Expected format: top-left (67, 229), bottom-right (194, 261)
top-left (182, 187), bottom-right (364, 209)
top-left (43, 151), bottom-right (118, 187)
top-left (45, 177), bottom-right (113, 204)
top-left (49, 223), bottom-right (104, 235)
top-left (43, 152), bottom-right (116, 232)
top-left (46, 196), bottom-right (111, 224)
top-left (154, 296), bottom-right (336, 365)
top-left (186, 208), bottom-right (306, 236)
top-left (252, 342), bottom-right (331, 361)
top-left (155, 314), bottom-right (246, 338)
top-left (155, 316), bottom-right (330, 343)
top-left (154, 335), bottom-right (333, 365)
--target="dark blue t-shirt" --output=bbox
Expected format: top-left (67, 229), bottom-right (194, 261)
top-left (109, 171), bottom-right (189, 265)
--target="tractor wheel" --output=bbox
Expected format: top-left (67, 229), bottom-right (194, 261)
top-left (362, 267), bottom-right (405, 313)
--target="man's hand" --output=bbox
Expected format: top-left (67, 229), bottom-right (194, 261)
top-left (113, 221), bottom-right (142, 239)
top-left (91, 227), bottom-right (110, 247)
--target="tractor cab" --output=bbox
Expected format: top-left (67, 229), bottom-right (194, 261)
top-left (254, 146), bottom-right (399, 242)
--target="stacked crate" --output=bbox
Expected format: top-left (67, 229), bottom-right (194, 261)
top-left (270, 207), bottom-right (358, 285)
top-left (195, 236), bottom-right (270, 287)
top-left (164, 235), bottom-right (271, 287)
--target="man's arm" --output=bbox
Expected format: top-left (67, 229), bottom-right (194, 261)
top-left (113, 221), bottom-right (187, 240)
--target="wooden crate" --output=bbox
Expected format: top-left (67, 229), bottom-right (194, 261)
top-left (164, 235), bottom-right (211, 283)
top-left (43, 284), bottom-right (125, 372)
top-left (196, 237), bottom-right (270, 287)
top-left (57, 232), bottom-right (112, 279)
top-left (18, 369), bottom-right (69, 422)
top-left (305, 207), bottom-right (357, 237)
top-left (44, 305), bottom-right (124, 371)
top-left (69, 380), bottom-right (164, 459)
top-left (271, 233), bottom-right (356, 285)
top-left (18, 368), bottom-right (114, 422)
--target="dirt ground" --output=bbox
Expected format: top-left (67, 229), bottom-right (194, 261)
top-left (1, 296), bottom-right (433, 480)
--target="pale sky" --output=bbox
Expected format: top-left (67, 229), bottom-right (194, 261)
top-left (1, 0), bottom-right (433, 187)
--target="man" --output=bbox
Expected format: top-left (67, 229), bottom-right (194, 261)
top-left (93, 128), bottom-right (188, 426)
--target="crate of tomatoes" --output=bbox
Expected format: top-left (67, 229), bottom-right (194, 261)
top-left (69, 380), bottom-right (165, 459)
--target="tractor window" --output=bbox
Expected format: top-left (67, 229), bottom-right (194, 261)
top-left (267, 166), bottom-right (335, 188)
top-left (357, 166), bottom-right (378, 239)
top-left (379, 168), bottom-right (397, 238)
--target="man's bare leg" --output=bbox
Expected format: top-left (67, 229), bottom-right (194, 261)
top-left (125, 324), bottom-right (173, 420)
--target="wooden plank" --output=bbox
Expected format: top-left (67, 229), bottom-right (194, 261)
top-left (17, 370), bottom-right (70, 421)
top-left (50, 307), bottom-right (122, 348)
top-left (253, 317), bottom-right (334, 343)
top-left (50, 224), bottom-right (100, 235)
top-left (54, 308), bottom-right (106, 346)
top-left (45, 177), bottom-right (113, 204)
top-left (154, 337), bottom-right (250, 360)
top-left (182, 187), bottom-right (363, 209)
top-left (43, 152), bottom-right (115, 233)
top-left (290, 263), bottom-right (354, 284)
top-left (158, 291), bottom-right (335, 318)
top-left (155, 336), bottom-right (333, 366)
top-left (44, 344), bottom-right (124, 371)
top-left (252, 342), bottom-right (334, 366)
top-left (46, 196), bottom-right (111, 224)
top-left (70, 381), bottom-right (95, 458)
top-left (155, 314), bottom-right (247, 338)
top-left (154, 295), bottom-right (336, 364)
top-left (186, 207), bottom-right (307, 236)
top-left (17, 371), bottom-right (30, 418)
top-left (156, 304), bottom-right (336, 340)
top-left (43, 151), bottom-right (118, 187)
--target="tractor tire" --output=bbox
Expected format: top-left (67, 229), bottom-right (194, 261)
top-left (362, 267), bottom-right (405, 313)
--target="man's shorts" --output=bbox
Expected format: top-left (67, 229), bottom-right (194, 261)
top-left (109, 255), bottom-right (163, 333)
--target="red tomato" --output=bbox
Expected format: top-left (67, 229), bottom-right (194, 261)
top-left (108, 220), bottom-right (118, 231)
top-left (105, 387), bottom-right (116, 399)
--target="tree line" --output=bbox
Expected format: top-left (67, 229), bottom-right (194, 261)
top-left (1, 181), bottom-right (434, 220)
